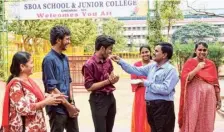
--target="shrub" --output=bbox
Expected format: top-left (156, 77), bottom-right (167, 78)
top-left (207, 43), bottom-right (224, 73)
top-left (173, 42), bottom-right (194, 74)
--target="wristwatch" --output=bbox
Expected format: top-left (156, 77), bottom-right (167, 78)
top-left (69, 99), bottom-right (75, 105)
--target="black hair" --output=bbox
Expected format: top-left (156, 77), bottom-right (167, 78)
top-left (139, 45), bottom-right (152, 59)
top-left (192, 42), bottom-right (208, 57)
top-left (158, 42), bottom-right (173, 60)
top-left (7, 51), bottom-right (31, 84)
top-left (95, 35), bottom-right (115, 51)
top-left (50, 25), bottom-right (71, 46)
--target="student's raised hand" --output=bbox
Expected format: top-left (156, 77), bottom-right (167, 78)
top-left (110, 55), bottom-right (121, 63)
top-left (108, 73), bottom-right (119, 84)
top-left (109, 75), bottom-right (119, 84)
top-left (197, 62), bottom-right (206, 69)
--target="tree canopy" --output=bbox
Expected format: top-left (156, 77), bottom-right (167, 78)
top-left (172, 22), bottom-right (221, 44)
top-left (102, 18), bottom-right (127, 52)
top-left (160, 0), bottom-right (183, 41)
top-left (8, 19), bottom-right (97, 53)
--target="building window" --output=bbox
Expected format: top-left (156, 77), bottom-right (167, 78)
top-left (132, 35), bottom-right (136, 39)
top-left (137, 35), bottom-right (141, 39)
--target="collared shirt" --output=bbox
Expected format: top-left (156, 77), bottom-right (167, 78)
top-left (118, 59), bottom-right (179, 101)
top-left (82, 54), bottom-right (115, 93)
top-left (42, 49), bottom-right (72, 114)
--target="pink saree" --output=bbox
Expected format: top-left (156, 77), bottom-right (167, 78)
top-left (179, 58), bottom-right (220, 132)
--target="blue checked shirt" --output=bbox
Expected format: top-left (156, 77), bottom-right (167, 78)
top-left (118, 59), bottom-right (179, 101)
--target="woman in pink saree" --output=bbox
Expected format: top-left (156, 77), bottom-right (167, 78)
top-left (178, 42), bottom-right (221, 132)
top-left (131, 46), bottom-right (152, 132)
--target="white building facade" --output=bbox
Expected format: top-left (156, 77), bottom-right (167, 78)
top-left (121, 17), bottom-right (224, 48)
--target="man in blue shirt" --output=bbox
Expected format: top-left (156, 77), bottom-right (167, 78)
top-left (42, 26), bottom-right (79, 132)
top-left (111, 42), bottom-right (179, 132)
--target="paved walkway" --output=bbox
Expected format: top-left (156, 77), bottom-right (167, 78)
top-left (1, 78), bottom-right (224, 132)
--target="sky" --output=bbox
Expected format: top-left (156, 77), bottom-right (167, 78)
top-left (148, 0), bottom-right (224, 15)
top-left (179, 0), bottom-right (224, 15)
top-left (148, 0), bottom-right (224, 10)
top-left (180, 0), bottom-right (224, 10)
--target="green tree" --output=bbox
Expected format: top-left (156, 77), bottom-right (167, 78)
top-left (207, 42), bottom-right (224, 73)
top-left (0, 1), bottom-right (2, 21)
top-left (172, 22), bottom-right (221, 44)
top-left (0, 0), bottom-right (9, 80)
top-left (53, 19), bottom-right (97, 48)
top-left (102, 18), bottom-right (127, 52)
top-left (147, 0), bottom-right (164, 46)
top-left (173, 41), bottom-right (194, 74)
top-left (8, 19), bottom-right (97, 53)
top-left (160, 0), bottom-right (183, 41)
top-left (8, 20), bottom-right (52, 54)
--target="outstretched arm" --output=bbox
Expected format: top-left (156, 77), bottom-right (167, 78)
top-left (111, 55), bottom-right (151, 77)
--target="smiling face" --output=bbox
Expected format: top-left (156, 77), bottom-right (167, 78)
top-left (59, 35), bottom-right (71, 51)
top-left (140, 47), bottom-right (151, 61)
top-left (101, 45), bottom-right (113, 59)
top-left (195, 44), bottom-right (208, 61)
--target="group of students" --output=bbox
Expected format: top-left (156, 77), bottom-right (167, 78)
top-left (0, 25), bottom-right (221, 132)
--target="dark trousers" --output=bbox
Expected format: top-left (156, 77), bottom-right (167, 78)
top-left (146, 100), bottom-right (175, 132)
top-left (89, 92), bottom-right (116, 132)
top-left (49, 111), bottom-right (79, 132)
